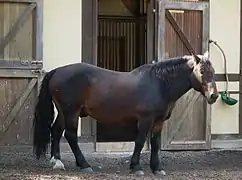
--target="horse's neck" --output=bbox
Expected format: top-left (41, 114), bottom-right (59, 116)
top-left (159, 66), bottom-right (192, 102)
top-left (168, 76), bottom-right (191, 102)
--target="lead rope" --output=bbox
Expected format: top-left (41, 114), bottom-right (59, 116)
top-left (208, 40), bottom-right (229, 96)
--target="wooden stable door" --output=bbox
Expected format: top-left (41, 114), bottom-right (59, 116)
top-left (156, 0), bottom-right (210, 150)
top-left (0, 0), bottom-right (43, 147)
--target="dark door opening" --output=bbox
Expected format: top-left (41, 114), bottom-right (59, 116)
top-left (97, 1), bottom-right (147, 142)
top-left (97, 122), bottom-right (138, 142)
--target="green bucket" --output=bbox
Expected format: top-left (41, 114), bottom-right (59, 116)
top-left (220, 91), bottom-right (238, 106)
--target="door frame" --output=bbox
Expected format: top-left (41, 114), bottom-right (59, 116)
top-left (95, 0), bottom-right (150, 152)
top-left (81, 0), bottom-right (153, 152)
top-left (239, 0), bottom-right (242, 136)
top-left (81, 0), bottom-right (211, 152)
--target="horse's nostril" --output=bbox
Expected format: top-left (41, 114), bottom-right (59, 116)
top-left (211, 93), bottom-right (219, 100)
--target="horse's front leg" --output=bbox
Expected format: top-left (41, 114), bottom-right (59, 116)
top-left (150, 122), bottom-right (166, 177)
top-left (130, 117), bottom-right (153, 176)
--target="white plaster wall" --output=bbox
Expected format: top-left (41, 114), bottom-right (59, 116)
top-left (210, 0), bottom-right (240, 74)
top-left (211, 82), bottom-right (239, 134)
top-left (43, 0), bottom-right (82, 71)
top-left (42, 0), bottom-right (82, 136)
top-left (210, 0), bottom-right (241, 134)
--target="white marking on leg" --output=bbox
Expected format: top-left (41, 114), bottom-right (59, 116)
top-left (50, 156), bottom-right (57, 165)
top-left (160, 170), bottom-right (166, 176)
top-left (53, 159), bottom-right (65, 170)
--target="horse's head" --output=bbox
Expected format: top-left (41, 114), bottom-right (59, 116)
top-left (190, 51), bottom-right (219, 104)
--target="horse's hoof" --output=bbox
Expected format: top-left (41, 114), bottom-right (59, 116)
top-left (133, 170), bottom-right (145, 176)
top-left (153, 170), bottom-right (166, 176)
top-left (53, 160), bottom-right (65, 170)
top-left (80, 167), bottom-right (94, 173)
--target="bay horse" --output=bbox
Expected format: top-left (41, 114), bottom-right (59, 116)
top-left (33, 51), bottom-right (218, 177)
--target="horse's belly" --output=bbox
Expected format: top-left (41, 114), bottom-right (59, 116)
top-left (85, 89), bottom-right (139, 124)
top-left (86, 107), bottom-right (137, 125)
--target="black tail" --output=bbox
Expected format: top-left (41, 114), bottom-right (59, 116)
top-left (33, 69), bottom-right (57, 159)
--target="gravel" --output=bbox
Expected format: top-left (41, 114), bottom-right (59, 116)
top-left (1, 149), bottom-right (242, 179)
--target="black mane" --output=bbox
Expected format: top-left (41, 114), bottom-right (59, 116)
top-left (132, 56), bottom-right (193, 80)
top-left (150, 56), bottom-right (193, 79)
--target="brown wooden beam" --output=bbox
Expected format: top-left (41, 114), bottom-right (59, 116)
top-left (164, 1), bottom-right (206, 11)
top-left (82, 0), bottom-right (98, 150)
top-left (212, 134), bottom-right (242, 140)
top-left (0, 69), bottom-right (40, 77)
top-left (35, 0), bottom-right (43, 62)
top-left (0, 59), bottom-right (42, 69)
top-left (215, 74), bottom-right (240, 82)
top-left (0, 0), bottom-right (39, 3)
top-left (239, 0), bottom-right (242, 134)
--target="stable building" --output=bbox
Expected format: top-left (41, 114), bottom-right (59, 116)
top-left (0, 0), bottom-right (241, 152)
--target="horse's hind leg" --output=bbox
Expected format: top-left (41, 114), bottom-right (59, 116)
top-left (130, 117), bottom-right (153, 176)
top-left (50, 114), bottom-right (65, 170)
top-left (63, 107), bottom-right (93, 173)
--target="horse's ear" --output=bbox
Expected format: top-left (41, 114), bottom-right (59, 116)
top-left (203, 50), bottom-right (209, 59)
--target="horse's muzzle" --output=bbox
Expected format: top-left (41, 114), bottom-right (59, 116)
top-left (211, 93), bottom-right (219, 101)
top-left (207, 93), bottom-right (219, 104)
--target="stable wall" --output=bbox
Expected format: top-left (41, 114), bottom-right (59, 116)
top-left (43, 0), bottom-right (82, 71)
top-left (41, 0), bottom-right (241, 136)
top-left (210, 0), bottom-right (241, 134)
top-left (42, 0), bottom-right (83, 135)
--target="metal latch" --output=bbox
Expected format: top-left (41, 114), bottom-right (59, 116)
top-left (31, 60), bottom-right (43, 65)
top-left (20, 60), bottom-right (43, 66)
top-left (20, 60), bottom-right (29, 66)
top-left (31, 69), bottom-right (45, 75)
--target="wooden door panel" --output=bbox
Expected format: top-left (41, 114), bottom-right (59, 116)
top-left (0, 0), bottom-right (43, 69)
top-left (0, 77), bottom-right (38, 145)
top-left (164, 10), bottom-right (203, 58)
top-left (158, 0), bottom-right (210, 150)
top-left (0, 0), bottom-right (43, 147)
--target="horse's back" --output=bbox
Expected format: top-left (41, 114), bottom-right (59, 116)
top-left (49, 63), bottom-right (119, 86)
top-left (48, 62), bottom-right (136, 102)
